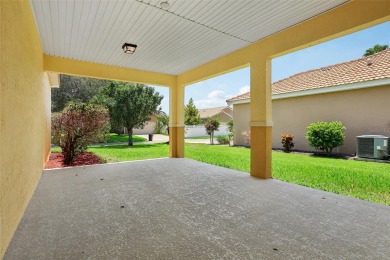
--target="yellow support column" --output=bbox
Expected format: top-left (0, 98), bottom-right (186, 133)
top-left (250, 58), bottom-right (272, 179)
top-left (169, 79), bottom-right (185, 158)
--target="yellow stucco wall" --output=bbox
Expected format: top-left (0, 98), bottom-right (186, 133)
top-left (0, 1), bottom-right (51, 257)
top-left (233, 85), bottom-right (390, 154)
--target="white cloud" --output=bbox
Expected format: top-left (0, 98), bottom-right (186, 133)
top-left (208, 90), bottom-right (226, 99)
top-left (193, 90), bottom-right (233, 109)
top-left (195, 99), bottom-right (228, 109)
top-left (238, 85), bottom-right (250, 94)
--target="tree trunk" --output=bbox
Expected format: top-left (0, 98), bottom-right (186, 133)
top-left (64, 150), bottom-right (74, 165)
top-left (63, 145), bottom-right (75, 165)
top-left (128, 128), bottom-right (133, 146)
top-left (63, 139), bottom-right (75, 165)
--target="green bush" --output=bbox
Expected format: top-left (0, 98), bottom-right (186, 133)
top-left (52, 102), bottom-right (110, 164)
top-left (227, 119), bottom-right (234, 146)
top-left (155, 113), bottom-right (169, 134)
top-left (306, 121), bottom-right (345, 154)
top-left (216, 135), bottom-right (230, 145)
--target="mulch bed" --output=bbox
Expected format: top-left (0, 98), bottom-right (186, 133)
top-left (45, 152), bottom-right (103, 169)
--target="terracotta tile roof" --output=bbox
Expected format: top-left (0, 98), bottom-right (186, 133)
top-left (227, 48), bottom-right (390, 102)
top-left (228, 92), bottom-right (250, 102)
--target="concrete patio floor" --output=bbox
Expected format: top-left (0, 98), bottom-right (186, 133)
top-left (5, 158), bottom-right (390, 259)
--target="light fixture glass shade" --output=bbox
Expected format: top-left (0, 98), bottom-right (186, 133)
top-left (122, 43), bottom-right (137, 54)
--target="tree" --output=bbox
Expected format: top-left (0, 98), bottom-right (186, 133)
top-left (51, 75), bottom-right (109, 112)
top-left (227, 119), bottom-right (234, 146)
top-left (51, 102), bottom-right (110, 164)
top-left (93, 82), bottom-right (163, 146)
top-left (91, 82), bottom-right (123, 134)
top-left (363, 44), bottom-right (388, 57)
top-left (155, 112), bottom-right (169, 134)
top-left (185, 98), bottom-right (202, 125)
top-left (305, 121), bottom-right (345, 154)
top-left (205, 117), bottom-right (220, 145)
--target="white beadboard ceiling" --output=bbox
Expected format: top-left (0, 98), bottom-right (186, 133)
top-left (30, 0), bottom-right (349, 75)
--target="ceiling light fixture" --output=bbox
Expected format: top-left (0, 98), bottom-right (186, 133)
top-left (122, 43), bottom-right (137, 54)
top-left (160, 1), bottom-right (169, 9)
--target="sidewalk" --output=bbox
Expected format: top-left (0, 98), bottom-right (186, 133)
top-left (137, 134), bottom-right (169, 144)
top-left (137, 134), bottom-right (211, 144)
top-left (185, 138), bottom-right (210, 144)
top-left (139, 135), bottom-right (211, 144)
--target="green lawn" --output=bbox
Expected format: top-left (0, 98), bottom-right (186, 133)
top-left (186, 135), bottom-right (229, 140)
top-left (186, 144), bottom-right (390, 205)
top-left (50, 143), bottom-right (390, 205)
top-left (51, 147), bottom-right (61, 153)
top-left (186, 143), bottom-right (250, 170)
top-left (88, 143), bottom-right (169, 162)
top-left (107, 133), bottom-right (146, 143)
top-left (186, 135), bottom-right (210, 139)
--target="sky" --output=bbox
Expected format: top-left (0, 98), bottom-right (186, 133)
top-left (154, 21), bottom-right (390, 114)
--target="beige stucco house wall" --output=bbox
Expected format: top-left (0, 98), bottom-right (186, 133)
top-left (123, 115), bottom-right (158, 135)
top-left (218, 111), bottom-right (234, 123)
top-left (232, 85), bottom-right (390, 154)
top-left (233, 104), bottom-right (252, 146)
top-left (133, 121), bottom-right (157, 135)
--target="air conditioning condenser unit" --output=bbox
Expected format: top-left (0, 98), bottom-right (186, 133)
top-left (356, 135), bottom-right (389, 159)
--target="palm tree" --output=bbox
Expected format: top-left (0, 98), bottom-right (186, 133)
top-left (363, 44), bottom-right (388, 57)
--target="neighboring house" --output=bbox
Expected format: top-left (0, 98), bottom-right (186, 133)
top-left (227, 49), bottom-right (390, 154)
top-left (185, 106), bottom-right (233, 137)
top-left (198, 106), bottom-right (233, 123)
top-left (124, 114), bottom-right (158, 135)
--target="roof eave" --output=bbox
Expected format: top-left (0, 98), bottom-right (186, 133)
top-left (227, 77), bottom-right (390, 105)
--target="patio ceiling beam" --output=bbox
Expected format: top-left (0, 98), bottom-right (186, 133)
top-left (177, 0), bottom-right (390, 86)
top-left (43, 55), bottom-right (176, 87)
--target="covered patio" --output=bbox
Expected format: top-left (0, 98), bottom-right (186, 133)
top-left (5, 159), bottom-right (390, 259)
top-left (1, 0), bottom-right (390, 258)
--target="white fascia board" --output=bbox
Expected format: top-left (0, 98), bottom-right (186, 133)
top-left (227, 78), bottom-right (390, 105)
top-left (227, 98), bottom-right (250, 106)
